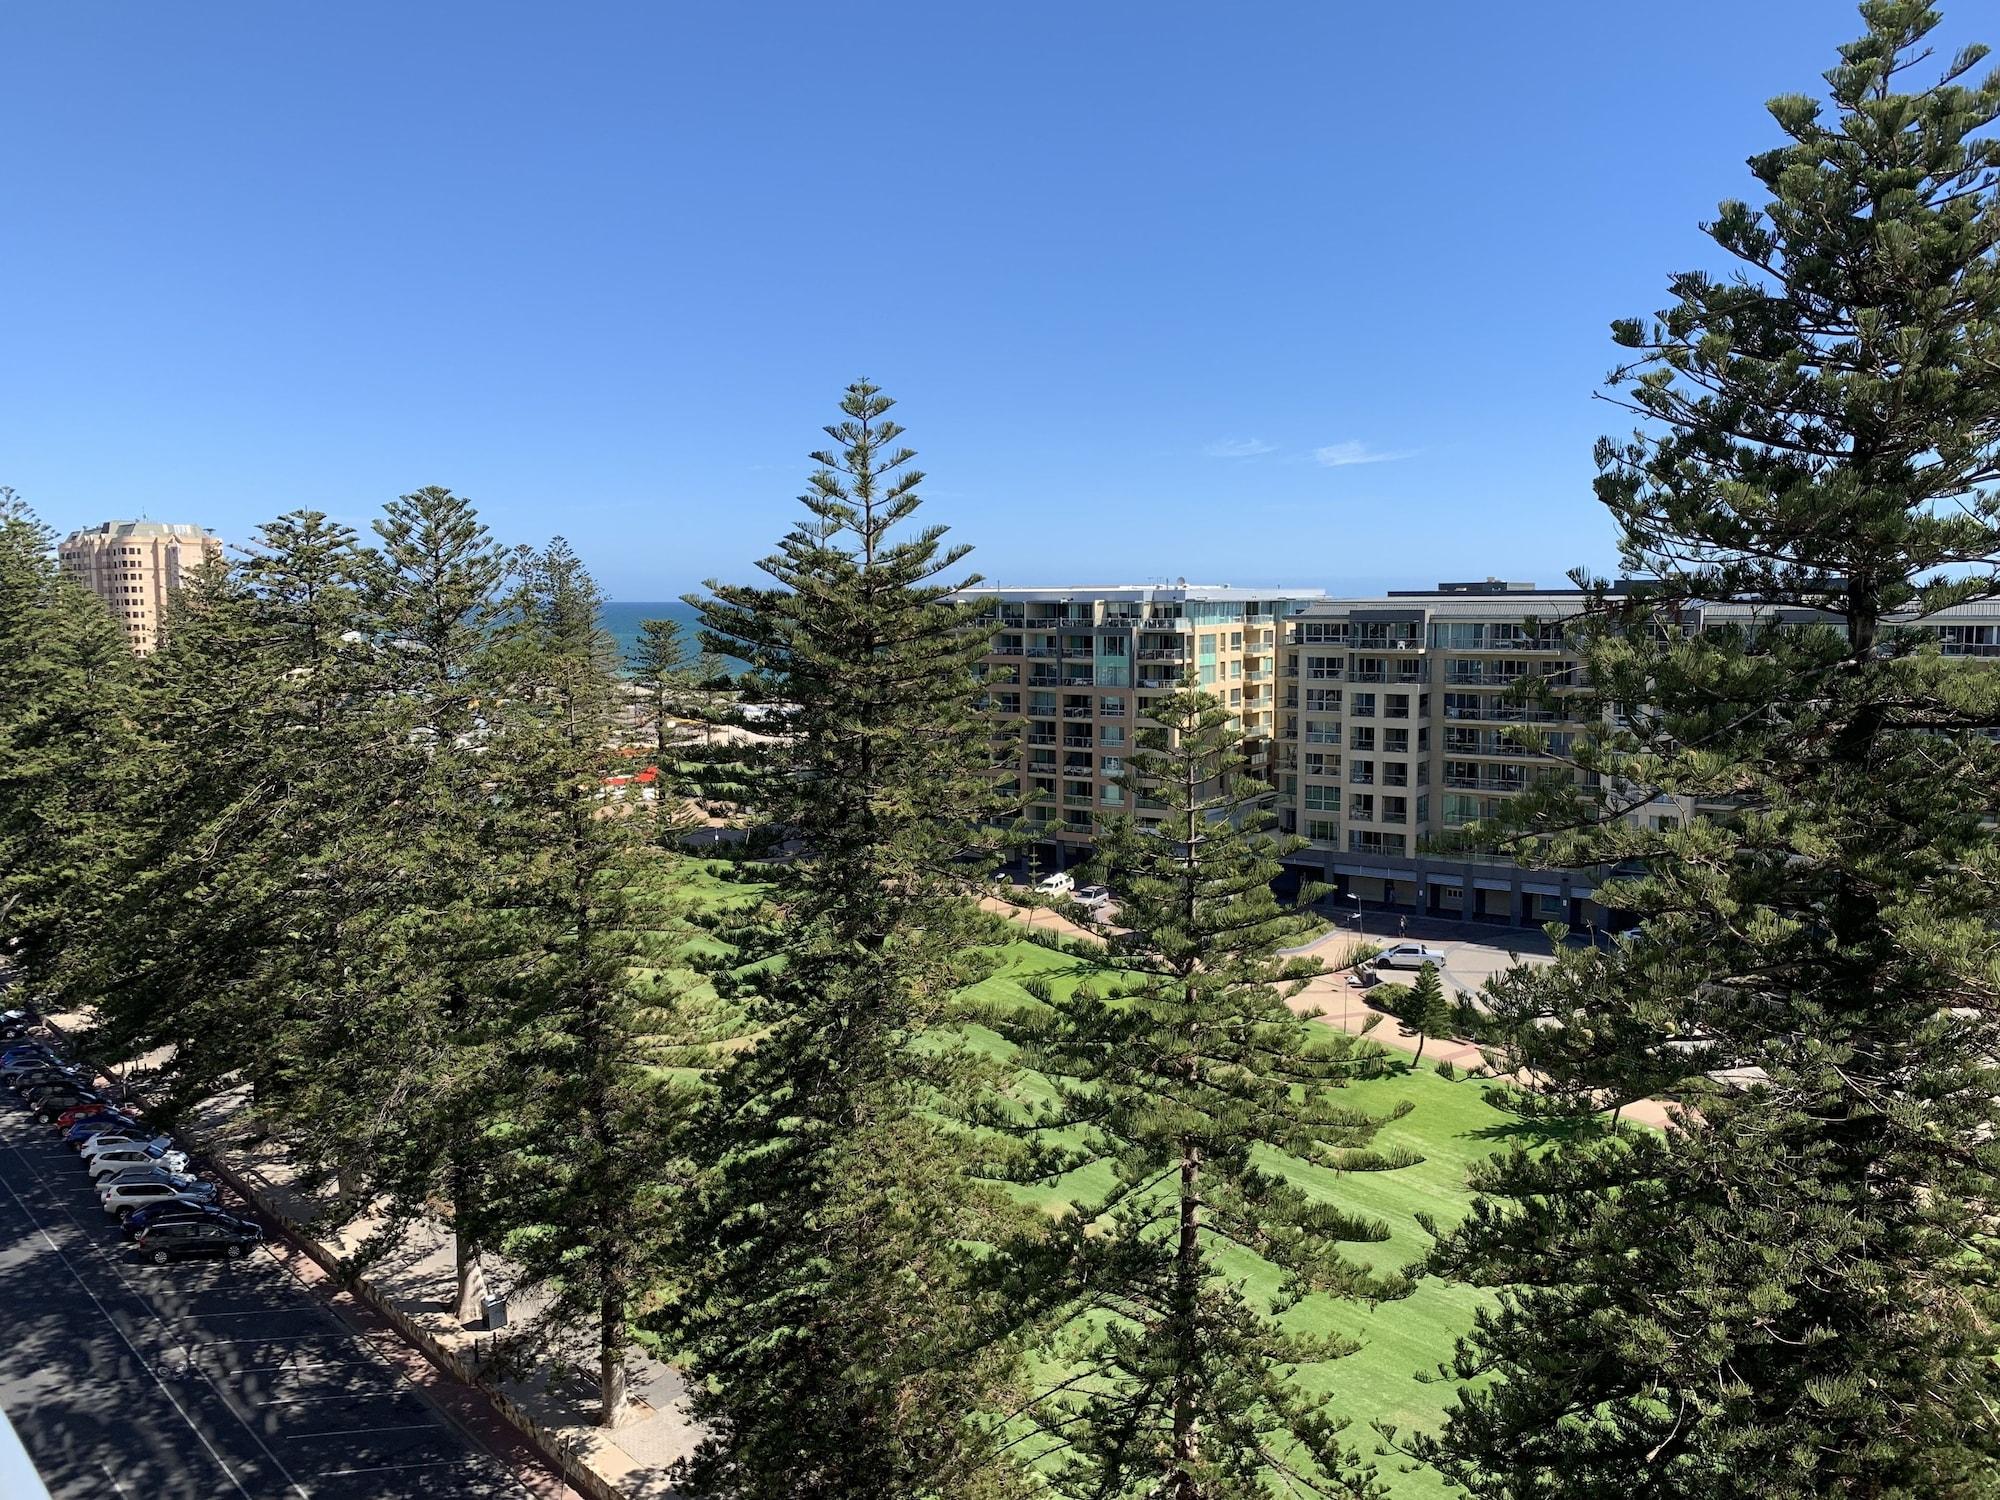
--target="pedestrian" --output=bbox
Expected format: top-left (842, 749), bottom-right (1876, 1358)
top-left (1398, 915), bottom-right (1407, 938)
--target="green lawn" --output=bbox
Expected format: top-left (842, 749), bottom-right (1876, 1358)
top-left (642, 866), bottom-right (1554, 1498)
top-left (960, 938), bottom-right (1561, 1499)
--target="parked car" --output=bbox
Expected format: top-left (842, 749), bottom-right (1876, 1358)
top-left (1374, 943), bottom-right (1449, 971)
top-left (77, 1132), bottom-right (163, 1161)
top-left (101, 1180), bottom-right (217, 1217)
top-left (135, 1219), bottom-right (263, 1265)
top-left (84, 1140), bottom-right (184, 1176)
top-left (1034, 872), bottom-right (1075, 896)
top-left (98, 1165), bottom-right (204, 1194)
top-left (122, 1202), bottom-right (256, 1240)
top-left (29, 1087), bottom-right (106, 1123)
top-left (0, 1055), bottom-right (65, 1082)
top-left (9, 1065), bottom-right (86, 1094)
top-left (1074, 885), bottom-right (1113, 908)
top-left (59, 1106), bottom-right (140, 1136)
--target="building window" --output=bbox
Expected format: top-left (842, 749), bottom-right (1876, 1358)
top-left (1304, 784), bottom-right (1339, 812)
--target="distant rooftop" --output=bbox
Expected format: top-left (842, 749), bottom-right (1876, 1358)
top-left (62, 519), bottom-right (219, 542)
top-left (959, 583), bottom-right (1325, 602)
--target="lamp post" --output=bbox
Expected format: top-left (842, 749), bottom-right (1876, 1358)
top-left (1350, 893), bottom-right (1364, 940)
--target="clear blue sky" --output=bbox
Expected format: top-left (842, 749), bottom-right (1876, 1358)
top-left (5, 1), bottom-right (1972, 599)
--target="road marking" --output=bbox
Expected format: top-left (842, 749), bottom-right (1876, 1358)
top-left (98, 1460), bottom-right (132, 1497)
top-left (254, 1391), bottom-right (410, 1406)
top-left (315, 1458), bottom-right (476, 1477)
top-left (0, 1160), bottom-right (256, 1499)
top-left (2, 1135), bottom-right (316, 1499)
top-left (286, 1421), bottom-right (439, 1440)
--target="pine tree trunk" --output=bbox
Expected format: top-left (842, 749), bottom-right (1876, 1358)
top-left (454, 1233), bottom-right (488, 1323)
top-left (452, 1160), bottom-right (488, 1322)
top-left (1413, 1033), bottom-right (1426, 1065)
top-left (600, 1286), bottom-right (629, 1428)
top-left (335, 1161), bottom-right (364, 1215)
top-left (1170, 1137), bottom-right (1201, 1500)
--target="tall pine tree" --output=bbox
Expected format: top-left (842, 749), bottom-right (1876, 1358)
top-left (0, 491), bottom-right (143, 1002)
top-left (484, 539), bottom-right (705, 1427)
top-left (986, 684), bottom-right (1408, 1500)
top-left (1416, 8), bottom-right (2000, 1495)
top-left (663, 381), bottom-right (1026, 1499)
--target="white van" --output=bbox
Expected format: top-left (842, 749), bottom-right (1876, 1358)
top-left (1034, 872), bottom-right (1075, 897)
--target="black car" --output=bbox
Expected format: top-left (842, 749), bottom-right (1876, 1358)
top-left (9, 1066), bottom-right (83, 1094)
top-left (134, 1219), bottom-right (263, 1264)
top-left (122, 1203), bottom-right (256, 1240)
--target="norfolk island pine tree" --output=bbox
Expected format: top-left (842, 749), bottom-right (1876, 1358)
top-left (976, 680), bottom-right (1416, 1500)
top-left (658, 381), bottom-right (1037, 1500)
top-left (1407, 7), bottom-right (2000, 1496)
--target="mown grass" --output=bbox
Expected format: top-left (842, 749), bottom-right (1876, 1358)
top-left (646, 863), bottom-right (1561, 1498)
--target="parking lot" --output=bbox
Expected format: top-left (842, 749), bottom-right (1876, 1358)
top-left (0, 1082), bottom-right (536, 1499)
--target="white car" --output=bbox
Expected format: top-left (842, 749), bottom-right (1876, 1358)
top-left (101, 1179), bottom-right (217, 1217)
top-left (1034, 872), bottom-right (1075, 896)
top-left (80, 1132), bottom-right (174, 1164)
top-left (1074, 885), bottom-right (1113, 908)
top-left (1375, 943), bottom-right (1449, 971)
top-left (88, 1145), bottom-right (191, 1181)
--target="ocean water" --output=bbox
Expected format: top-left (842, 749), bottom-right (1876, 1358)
top-left (599, 598), bottom-right (751, 676)
top-left (598, 599), bottom-right (702, 665)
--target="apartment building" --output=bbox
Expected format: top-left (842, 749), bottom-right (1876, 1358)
top-left (962, 584), bottom-right (1323, 867)
top-left (57, 519), bottom-right (223, 654)
top-left (1274, 581), bottom-right (2000, 929)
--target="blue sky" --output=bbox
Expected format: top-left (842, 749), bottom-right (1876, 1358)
top-left (3, 1), bottom-right (1966, 599)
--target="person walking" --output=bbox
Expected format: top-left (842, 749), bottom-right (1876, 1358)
top-left (1398, 915), bottom-right (1408, 939)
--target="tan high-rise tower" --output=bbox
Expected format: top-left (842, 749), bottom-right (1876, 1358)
top-left (57, 520), bottom-right (223, 654)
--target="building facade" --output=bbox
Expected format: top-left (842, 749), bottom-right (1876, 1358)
top-left (57, 519), bottom-right (223, 654)
top-left (961, 584), bottom-right (1324, 866)
top-left (1273, 581), bottom-right (2000, 929)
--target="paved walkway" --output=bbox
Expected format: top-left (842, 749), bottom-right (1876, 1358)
top-left (195, 1110), bottom-right (702, 1500)
top-left (982, 895), bottom-right (1677, 1129)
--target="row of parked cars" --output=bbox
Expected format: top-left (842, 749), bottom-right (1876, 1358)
top-left (0, 1010), bottom-right (266, 1266)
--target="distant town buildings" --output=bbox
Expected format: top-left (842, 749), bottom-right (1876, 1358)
top-left (57, 520), bottom-right (223, 653)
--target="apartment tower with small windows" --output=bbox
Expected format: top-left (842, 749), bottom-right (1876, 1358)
top-left (57, 519), bottom-right (223, 654)
top-left (960, 584), bottom-right (1324, 868)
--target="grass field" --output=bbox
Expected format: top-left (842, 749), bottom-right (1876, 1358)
top-left (649, 860), bottom-right (1555, 1498)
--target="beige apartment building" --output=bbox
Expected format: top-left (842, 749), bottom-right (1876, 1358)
top-left (57, 519), bottom-right (223, 654)
top-left (962, 584), bottom-right (1323, 867)
top-left (1273, 581), bottom-right (2000, 929)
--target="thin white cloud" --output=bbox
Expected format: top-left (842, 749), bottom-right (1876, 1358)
top-left (1202, 437), bottom-right (1277, 459)
top-left (1313, 440), bottom-right (1415, 468)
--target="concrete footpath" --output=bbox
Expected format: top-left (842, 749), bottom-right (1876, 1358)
top-left (189, 1104), bottom-right (702, 1500)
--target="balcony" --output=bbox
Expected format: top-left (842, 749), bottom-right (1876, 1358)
top-left (1063, 734), bottom-right (1093, 748)
top-left (1063, 706), bottom-right (1093, 719)
top-left (1348, 669), bottom-right (1387, 683)
top-left (1060, 675), bottom-right (1095, 687)
top-left (1349, 769), bottom-right (1375, 786)
top-left (1137, 647), bottom-right (1185, 661)
top-left (1025, 646), bottom-right (1058, 658)
top-left (1026, 733), bottom-right (1057, 747)
top-left (987, 644), bottom-right (1023, 657)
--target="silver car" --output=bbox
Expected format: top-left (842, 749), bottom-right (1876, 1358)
top-left (1375, 943), bottom-right (1448, 971)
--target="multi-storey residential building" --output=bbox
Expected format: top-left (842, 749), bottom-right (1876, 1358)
top-left (57, 519), bottom-right (223, 654)
top-left (962, 584), bottom-right (1323, 867)
top-left (1275, 581), bottom-right (2000, 929)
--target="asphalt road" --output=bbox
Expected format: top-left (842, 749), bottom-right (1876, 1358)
top-left (0, 1093), bottom-right (534, 1500)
